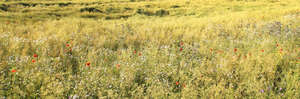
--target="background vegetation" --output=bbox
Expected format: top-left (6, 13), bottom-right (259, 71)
top-left (0, 0), bottom-right (299, 98)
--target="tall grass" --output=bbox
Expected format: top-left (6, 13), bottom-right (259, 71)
top-left (0, 0), bottom-right (300, 98)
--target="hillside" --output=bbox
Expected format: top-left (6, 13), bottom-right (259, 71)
top-left (0, 0), bottom-right (299, 98)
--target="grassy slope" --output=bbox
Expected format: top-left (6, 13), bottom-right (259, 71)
top-left (0, 0), bottom-right (299, 20)
top-left (0, 0), bottom-right (300, 98)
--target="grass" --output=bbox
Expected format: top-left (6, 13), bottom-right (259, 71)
top-left (0, 0), bottom-right (300, 98)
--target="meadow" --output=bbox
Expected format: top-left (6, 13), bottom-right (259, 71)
top-left (0, 0), bottom-right (300, 98)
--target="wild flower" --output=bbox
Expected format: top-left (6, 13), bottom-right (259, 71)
top-left (261, 89), bottom-right (264, 93)
top-left (279, 88), bottom-right (282, 91)
top-left (86, 62), bottom-right (90, 67)
top-left (33, 54), bottom-right (38, 58)
top-left (234, 48), bottom-right (237, 52)
top-left (180, 48), bottom-right (183, 51)
top-left (32, 59), bottom-right (36, 63)
top-left (261, 49), bottom-right (264, 52)
top-left (116, 64), bottom-right (120, 68)
top-left (11, 69), bottom-right (16, 73)
top-left (176, 81), bottom-right (179, 85)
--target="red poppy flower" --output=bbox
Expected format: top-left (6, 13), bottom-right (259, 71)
top-left (116, 64), bottom-right (120, 68)
top-left (32, 59), bottom-right (36, 63)
top-left (276, 44), bottom-right (279, 47)
top-left (33, 54), bottom-right (38, 57)
top-left (261, 49), bottom-right (264, 52)
top-left (133, 50), bottom-right (137, 54)
top-left (86, 62), bottom-right (90, 66)
top-left (11, 69), bottom-right (16, 73)
top-left (176, 81), bottom-right (179, 85)
top-left (180, 48), bottom-right (183, 51)
top-left (234, 48), bottom-right (237, 52)
top-left (138, 53), bottom-right (142, 56)
top-left (66, 44), bottom-right (70, 47)
top-left (180, 42), bottom-right (184, 46)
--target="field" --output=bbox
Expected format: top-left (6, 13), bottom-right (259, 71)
top-left (0, 0), bottom-right (300, 98)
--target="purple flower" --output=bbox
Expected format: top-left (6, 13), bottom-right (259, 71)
top-left (279, 88), bottom-right (282, 91)
top-left (261, 89), bottom-right (264, 93)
